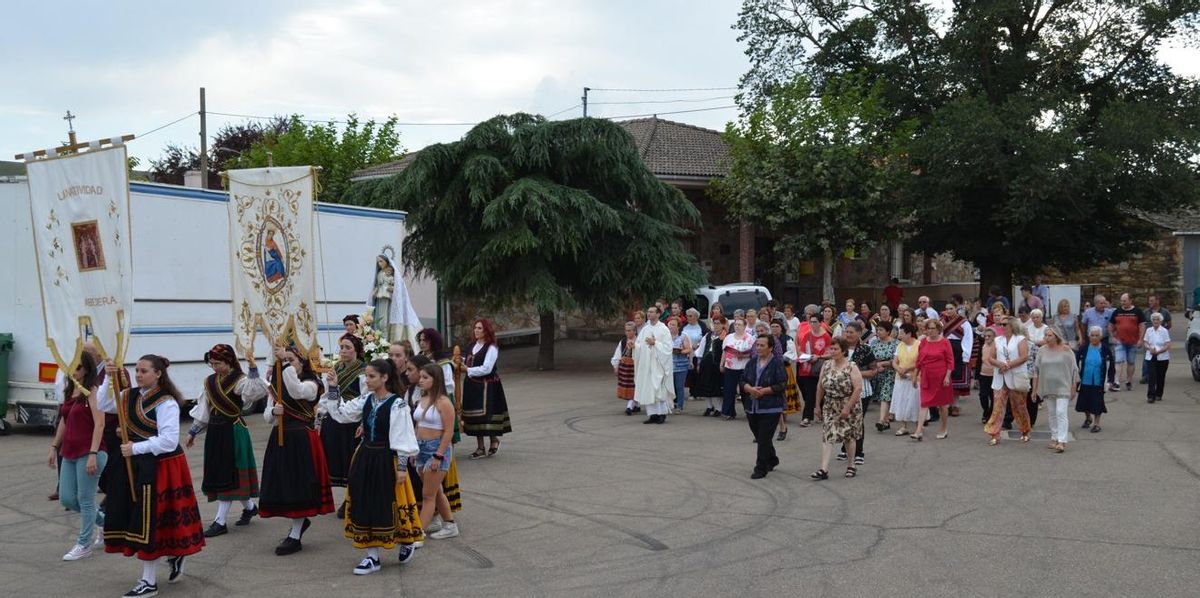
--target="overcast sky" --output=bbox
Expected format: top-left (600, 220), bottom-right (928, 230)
top-left (4, 0), bottom-right (1198, 167)
top-left (2, 0), bottom-right (747, 165)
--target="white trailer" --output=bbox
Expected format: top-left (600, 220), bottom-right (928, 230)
top-left (0, 179), bottom-right (438, 431)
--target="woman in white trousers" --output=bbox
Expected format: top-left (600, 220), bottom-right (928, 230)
top-left (1031, 327), bottom-right (1078, 453)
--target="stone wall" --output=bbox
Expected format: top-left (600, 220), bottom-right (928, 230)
top-left (1043, 227), bottom-right (1185, 310)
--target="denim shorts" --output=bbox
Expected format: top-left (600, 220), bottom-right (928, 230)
top-left (1114, 343), bottom-right (1139, 364)
top-left (415, 437), bottom-right (451, 472)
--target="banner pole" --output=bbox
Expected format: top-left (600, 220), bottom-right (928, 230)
top-left (111, 365), bottom-right (136, 503)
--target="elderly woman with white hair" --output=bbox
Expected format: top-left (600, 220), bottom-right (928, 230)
top-left (1021, 308), bottom-right (1050, 426)
top-left (1075, 326), bottom-right (1112, 433)
top-left (1142, 312), bottom-right (1172, 403)
top-left (1032, 326), bottom-right (1078, 453)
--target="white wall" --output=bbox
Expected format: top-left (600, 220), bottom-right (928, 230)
top-left (2, 180), bottom-right (436, 407)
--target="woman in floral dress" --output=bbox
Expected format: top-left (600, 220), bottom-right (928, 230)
top-left (870, 321), bottom-right (899, 432)
top-left (811, 338), bottom-right (864, 480)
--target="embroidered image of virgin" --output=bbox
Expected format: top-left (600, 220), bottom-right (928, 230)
top-left (260, 220), bottom-right (288, 290)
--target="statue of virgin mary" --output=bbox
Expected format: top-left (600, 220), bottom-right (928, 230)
top-left (367, 246), bottom-right (423, 342)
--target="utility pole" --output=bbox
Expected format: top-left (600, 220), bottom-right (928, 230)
top-left (63, 110), bottom-right (77, 146)
top-left (582, 87), bottom-right (590, 117)
top-left (199, 87), bottom-right (208, 189)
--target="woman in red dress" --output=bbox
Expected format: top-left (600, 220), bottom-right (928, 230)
top-left (911, 319), bottom-right (955, 441)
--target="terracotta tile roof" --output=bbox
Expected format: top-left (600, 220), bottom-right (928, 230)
top-left (351, 153), bottom-right (418, 180)
top-left (351, 117), bottom-right (731, 181)
top-left (617, 117), bottom-right (730, 178)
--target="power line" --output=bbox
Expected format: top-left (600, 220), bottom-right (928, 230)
top-left (588, 86), bottom-right (738, 92)
top-left (545, 104), bottom-right (581, 118)
top-left (207, 111), bottom-right (476, 126)
top-left (590, 95), bottom-right (736, 106)
top-left (598, 104), bottom-right (739, 120)
top-left (135, 111), bottom-right (198, 138)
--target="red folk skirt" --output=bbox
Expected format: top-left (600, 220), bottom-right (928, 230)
top-left (616, 356), bottom-right (635, 400)
top-left (105, 451), bottom-right (205, 561)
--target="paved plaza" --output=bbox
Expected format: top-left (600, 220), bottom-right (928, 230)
top-left (2, 339), bottom-right (1199, 597)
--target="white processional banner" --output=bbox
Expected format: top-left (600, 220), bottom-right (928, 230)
top-left (226, 166), bottom-right (319, 355)
top-left (26, 145), bottom-right (134, 370)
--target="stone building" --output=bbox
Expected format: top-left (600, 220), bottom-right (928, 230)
top-left (1043, 210), bottom-right (1200, 311)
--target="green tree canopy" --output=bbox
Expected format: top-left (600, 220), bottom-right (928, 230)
top-left (344, 113), bottom-right (706, 369)
top-left (149, 117), bottom-right (291, 187)
top-left (718, 75), bottom-right (913, 300)
top-left (233, 114), bottom-right (402, 203)
top-left (735, 0), bottom-right (1200, 291)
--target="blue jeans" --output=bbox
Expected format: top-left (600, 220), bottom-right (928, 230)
top-left (673, 368), bottom-right (688, 410)
top-left (59, 451), bottom-right (107, 546)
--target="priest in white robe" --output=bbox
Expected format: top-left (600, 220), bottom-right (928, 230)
top-left (634, 305), bottom-right (674, 424)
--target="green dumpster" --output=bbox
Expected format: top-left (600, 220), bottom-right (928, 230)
top-left (0, 333), bottom-right (11, 433)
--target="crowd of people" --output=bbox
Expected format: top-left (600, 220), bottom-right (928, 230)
top-left (614, 287), bottom-right (1174, 479)
top-left (46, 319), bottom-right (513, 597)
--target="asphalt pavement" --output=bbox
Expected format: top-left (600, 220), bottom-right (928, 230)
top-left (1, 339), bottom-right (1198, 597)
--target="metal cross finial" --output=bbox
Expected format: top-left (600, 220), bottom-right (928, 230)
top-left (63, 110), bottom-right (76, 133)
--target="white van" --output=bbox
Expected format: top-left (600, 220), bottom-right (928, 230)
top-left (0, 180), bottom-right (438, 432)
top-left (693, 283), bottom-right (774, 323)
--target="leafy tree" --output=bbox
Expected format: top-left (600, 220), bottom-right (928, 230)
top-left (718, 75), bottom-right (913, 300)
top-left (148, 117), bottom-right (291, 186)
top-left (233, 114), bottom-right (402, 203)
top-left (148, 143), bottom-right (198, 185)
top-left (735, 0), bottom-right (1200, 291)
top-left (210, 117), bottom-right (291, 176)
top-left (343, 114), bottom-right (707, 370)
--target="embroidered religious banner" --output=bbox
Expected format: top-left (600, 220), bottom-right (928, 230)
top-left (226, 167), bottom-right (320, 355)
top-left (25, 145), bottom-right (134, 369)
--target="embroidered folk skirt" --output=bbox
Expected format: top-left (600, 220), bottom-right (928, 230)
top-left (443, 454), bottom-right (463, 512)
top-left (692, 356), bottom-right (723, 398)
top-left (259, 421), bottom-right (335, 519)
top-left (462, 376), bottom-right (512, 437)
top-left (616, 356), bottom-right (635, 400)
top-left (104, 451), bottom-right (205, 561)
top-left (784, 366), bottom-right (802, 415)
top-left (202, 420), bottom-right (259, 502)
top-left (344, 442), bottom-right (424, 549)
top-left (320, 416), bottom-right (359, 487)
top-left (950, 339), bottom-right (971, 396)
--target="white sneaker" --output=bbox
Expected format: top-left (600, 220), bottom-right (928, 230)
top-left (428, 522), bottom-right (459, 539)
top-left (93, 525), bottom-right (105, 546)
top-left (426, 514), bottom-right (443, 533)
top-left (62, 544), bottom-right (92, 561)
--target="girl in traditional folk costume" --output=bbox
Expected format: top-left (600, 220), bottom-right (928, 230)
top-left (320, 334), bottom-right (366, 518)
top-left (692, 316), bottom-right (727, 417)
top-left (101, 355), bottom-right (205, 598)
top-left (259, 346), bottom-right (335, 556)
top-left (321, 359), bottom-right (423, 574)
top-left (461, 318), bottom-right (512, 459)
top-left (610, 322), bottom-right (639, 415)
top-left (770, 319), bottom-right (802, 441)
top-left (185, 344), bottom-right (267, 538)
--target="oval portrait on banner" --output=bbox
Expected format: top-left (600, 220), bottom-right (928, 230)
top-left (257, 215), bottom-right (289, 294)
